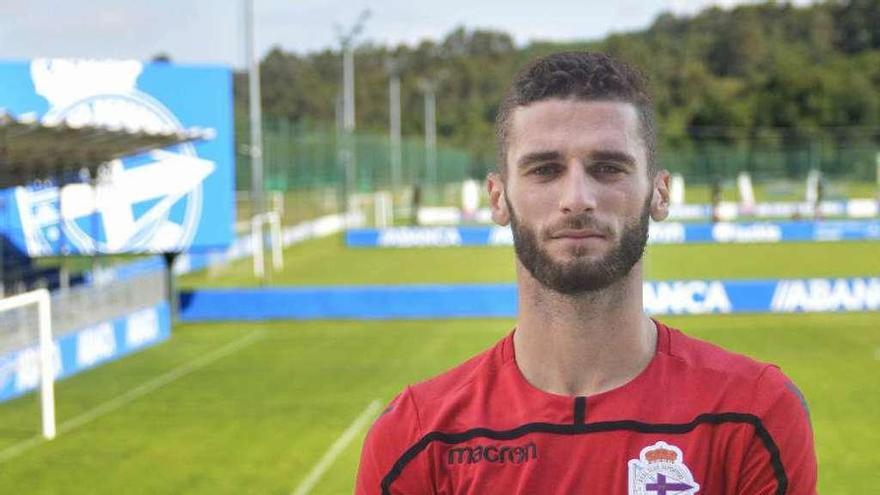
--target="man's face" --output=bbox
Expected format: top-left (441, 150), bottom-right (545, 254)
top-left (489, 98), bottom-right (669, 294)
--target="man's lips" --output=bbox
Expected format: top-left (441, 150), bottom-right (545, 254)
top-left (551, 229), bottom-right (606, 239)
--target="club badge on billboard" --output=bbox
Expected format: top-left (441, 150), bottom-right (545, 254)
top-left (1, 58), bottom-right (234, 255)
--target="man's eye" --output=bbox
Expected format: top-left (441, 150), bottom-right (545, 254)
top-left (531, 164), bottom-right (560, 176)
top-left (595, 163), bottom-right (624, 174)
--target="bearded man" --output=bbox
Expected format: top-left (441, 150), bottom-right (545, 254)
top-left (356, 51), bottom-right (817, 495)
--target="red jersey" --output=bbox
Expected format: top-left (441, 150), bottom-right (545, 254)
top-left (356, 322), bottom-right (816, 494)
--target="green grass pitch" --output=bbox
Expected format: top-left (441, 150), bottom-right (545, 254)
top-left (0, 237), bottom-right (878, 494)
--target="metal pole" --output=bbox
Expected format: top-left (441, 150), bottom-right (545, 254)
top-left (334, 94), bottom-right (346, 213)
top-left (335, 94), bottom-right (344, 135)
top-left (389, 66), bottom-right (402, 195)
top-left (335, 9), bottom-right (370, 220)
top-left (343, 47), bottom-right (355, 133)
top-left (55, 171), bottom-right (69, 291)
top-left (244, 0), bottom-right (265, 277)
top-left (0, 195), bottom-right (5, 298)
top-left (342, 44), bottom-right (356, 214)
top-left (163, 252), bottom-right (179, 321)
top-left (875, 152), bottom-right (880, 190)
top-left (424, 83), bottom-right (437, 191)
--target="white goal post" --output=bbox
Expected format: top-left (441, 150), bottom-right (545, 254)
top-left (350, 191), bottom-right (394, 228)
top-left (251, 211), bottom-right (283, 279)
top-left (0, 288), bottom-right (55, 440)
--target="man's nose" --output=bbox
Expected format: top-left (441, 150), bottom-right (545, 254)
top-left (558, 165), bottom-right (597, 214)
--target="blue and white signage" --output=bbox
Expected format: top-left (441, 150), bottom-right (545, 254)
top-left (179, 277), bottom-right (880, 321)
top-left (0, 302), bottom-right (171, 403)
top-left (0, 59), bottom-right (234, 254)
top-left (346, 220), bottom-right (880, 248)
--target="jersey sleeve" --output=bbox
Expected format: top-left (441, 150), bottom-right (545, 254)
top-left (355, 387), bottom-right (433, 495)
top-left (737, 365), bottom-right (817, 495)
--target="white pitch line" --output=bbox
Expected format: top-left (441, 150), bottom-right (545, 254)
top-left (0, 331), bottom-right (264, 464)
top-left (0, 436), bottom-right (42, 465)
top-left (292, 399), bottom-right (383, 495)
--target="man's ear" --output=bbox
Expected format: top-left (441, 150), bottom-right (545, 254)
top-left (487, 172), bottom-right (510, 226)
top-left (650, 169), bottom-right (670, 221)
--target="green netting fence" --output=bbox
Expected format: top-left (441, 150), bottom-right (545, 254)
top-left (660, 128), bottom-right (880, 184)
top-left (239, 120), bottom-right (878, 189)
top-left (237, 118), bottom-right (472, 193)
top-left (233, 118), bottom-right (878, 223)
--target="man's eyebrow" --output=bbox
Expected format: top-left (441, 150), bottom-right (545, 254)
top-left (516, 150), bottom-right (562, 169)
top-left (588, 150), bottom-right (637, 167)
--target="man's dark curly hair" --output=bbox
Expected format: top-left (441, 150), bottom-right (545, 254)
top-left (495, 51), bottom-right (656, 175)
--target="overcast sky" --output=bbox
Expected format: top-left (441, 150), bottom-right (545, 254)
top-left (0, 0), bottom-right (813, 68)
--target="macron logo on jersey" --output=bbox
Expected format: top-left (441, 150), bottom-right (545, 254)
top-left (446, 442), bottom-right (538, 466)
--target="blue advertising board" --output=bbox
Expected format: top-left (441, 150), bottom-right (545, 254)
top-left (178, 277), bottom-right (880, 321)
top-left (0, 301), bottom-right (171, 403)
top-left (0, 58), bottom-right (234, 255)
top-left (346, 219), bottom-right (880, 248)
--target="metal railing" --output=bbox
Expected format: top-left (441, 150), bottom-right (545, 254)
top-left (0, 270), bottom-right (165, 355)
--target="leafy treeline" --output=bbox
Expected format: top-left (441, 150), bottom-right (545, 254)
top-left (239, 0), bottom-right (880, 176)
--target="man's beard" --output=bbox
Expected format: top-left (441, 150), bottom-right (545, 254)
top-left (507, 194), bottom-right (651, 295)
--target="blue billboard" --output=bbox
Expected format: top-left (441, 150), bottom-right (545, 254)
top-left (177, 277), bottom-right (880, 321)
top-left (346, 219), bottom-right (880, 248)
top-left (0, 301), bottom-right (171, 404)
top-left (0, 58), bottom-right (234, 255)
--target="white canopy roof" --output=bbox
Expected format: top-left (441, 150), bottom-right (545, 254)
top-left (0, 109), bottom-right (215, 188)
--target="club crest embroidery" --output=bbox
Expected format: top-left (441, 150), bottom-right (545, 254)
top-left (628, 441), bottom-right (700, 495)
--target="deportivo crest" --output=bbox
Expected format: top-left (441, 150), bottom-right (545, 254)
top-left (628, 441), bottom-right (700, 495)
top-left (18, 59), bottom-right (212, 255)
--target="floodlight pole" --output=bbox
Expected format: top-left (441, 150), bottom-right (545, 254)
top-left (420, 79), bottom-right (438, 190)
top-left (244, 0), bottom-right (266, 278)
top-left (336, 9), bottom-right (370, 219)
top-left (387, 59), bottom-right (402, 195)
top-left (341, 41), bottom-right (356, 217)
top-left (343, 45), bottom-right (355, 133)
